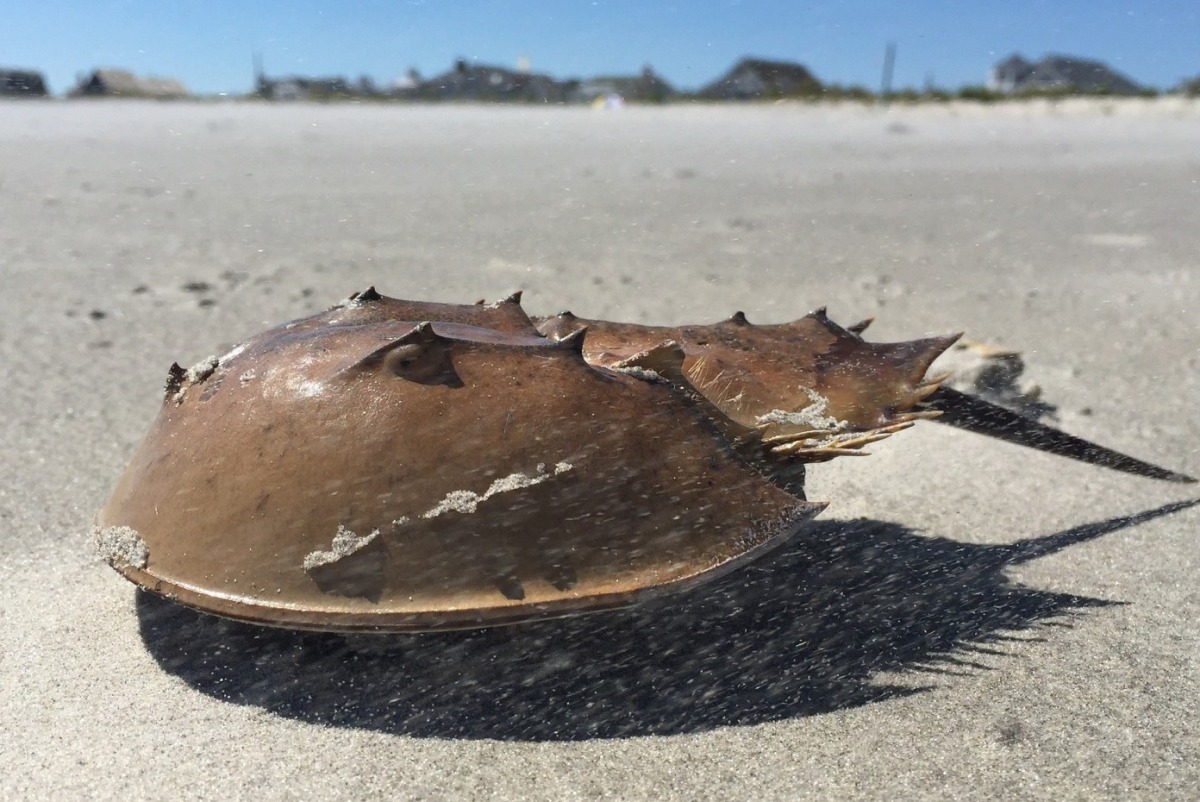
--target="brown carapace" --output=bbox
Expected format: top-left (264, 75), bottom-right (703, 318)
top-left (538, 308), bottom-right (957, 465)
top-left (94, 289), bottom-right (1194, 633)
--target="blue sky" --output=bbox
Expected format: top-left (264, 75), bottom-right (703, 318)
top-left (3, 1), bottom-right (1198, 95)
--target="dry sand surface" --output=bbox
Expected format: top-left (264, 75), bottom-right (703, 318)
top-left (1, 99), bottom-right (1198, 800)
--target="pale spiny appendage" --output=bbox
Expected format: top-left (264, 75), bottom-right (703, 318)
top-left (758, 370), bottom-right (954, 462)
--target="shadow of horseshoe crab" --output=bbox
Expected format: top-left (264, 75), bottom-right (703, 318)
top-left (136, 498), bottom-right (1196, 741)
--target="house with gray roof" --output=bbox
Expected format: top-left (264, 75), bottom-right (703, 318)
top-left (256, 74), bottom-right (354, 101)
top-left (988, 54), bottom-right (1143, 95)
top-left (570, 66), bottom-right (674, 104)
top-left (421, 59), bottom-right (567, 103)
top-left (699, 57), bottom-right (821, 100)
top-left (72, 69), bottom-right (188, 98)
top-left (0, 68), bottom-right (48, 97)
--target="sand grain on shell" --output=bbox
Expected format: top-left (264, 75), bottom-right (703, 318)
top-left (755, 388), bottom-right (845, 431)
top-left (92, 525), bottom-right (149, 569)
top-left (419, 462), bottom-right (574, 519)
top-left (303, 526), bottom-right (380, 571)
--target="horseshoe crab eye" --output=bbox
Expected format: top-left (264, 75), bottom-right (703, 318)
top-left (381, 341), bottom-right (462, 387)
top-left (384, 344), bottom-right (423, 374)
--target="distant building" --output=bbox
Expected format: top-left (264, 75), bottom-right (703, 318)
top-left (0, 68), bottom-right (48, 97)
top-left (252, 55), bottom-right (361, 101)
top-left (988, 55), bottom-right (1034, 93)
top-left (72, 69), bottom-right (188, 98)
top-left (392, 69), bottom-right (421, 89)
top-left (571, 65), bottom-right (674, 104)
top-left (699, 57), bottom-right (821, 100)
top-left (987, 54), bottom-right (1143, 95)
top-left (355, 75), bottom-right (378, 96)
top-left (389, 68), bottom-right (423, 97)
top-left (257, 75), bottom-right (353, 101)
top-left (422, 59), bottom-right (567, 102)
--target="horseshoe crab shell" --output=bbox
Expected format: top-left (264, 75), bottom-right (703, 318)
top-left (94, 291), bottom-right (821, 632)
top-left (538, 308), bottom-right (958, 462)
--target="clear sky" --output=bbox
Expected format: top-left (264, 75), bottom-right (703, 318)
top-left (3, 0), bottom-right (1198, 96)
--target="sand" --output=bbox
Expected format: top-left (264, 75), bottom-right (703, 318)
top-left (1, 99), bottom-right (1197, 800)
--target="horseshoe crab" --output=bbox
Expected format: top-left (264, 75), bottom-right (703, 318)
top-left (94, 289), bottom-right (1194, 633)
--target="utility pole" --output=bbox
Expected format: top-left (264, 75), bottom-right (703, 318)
top-left (880, 41), bottom-right (896, 107)
top-left (253, 52), bottom-right (265, 96)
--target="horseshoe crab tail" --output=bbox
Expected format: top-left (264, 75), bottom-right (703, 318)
top-left (922, 386), bottom-right (1196, 483)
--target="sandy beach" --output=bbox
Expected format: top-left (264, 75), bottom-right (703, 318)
top-left (1, 99), bottom-right (1197, 800)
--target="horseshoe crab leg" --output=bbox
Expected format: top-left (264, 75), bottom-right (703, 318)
top-left (921, 386), bottom-right (1196, 483)
top-left (765, 422), bottom-right (916, 459)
